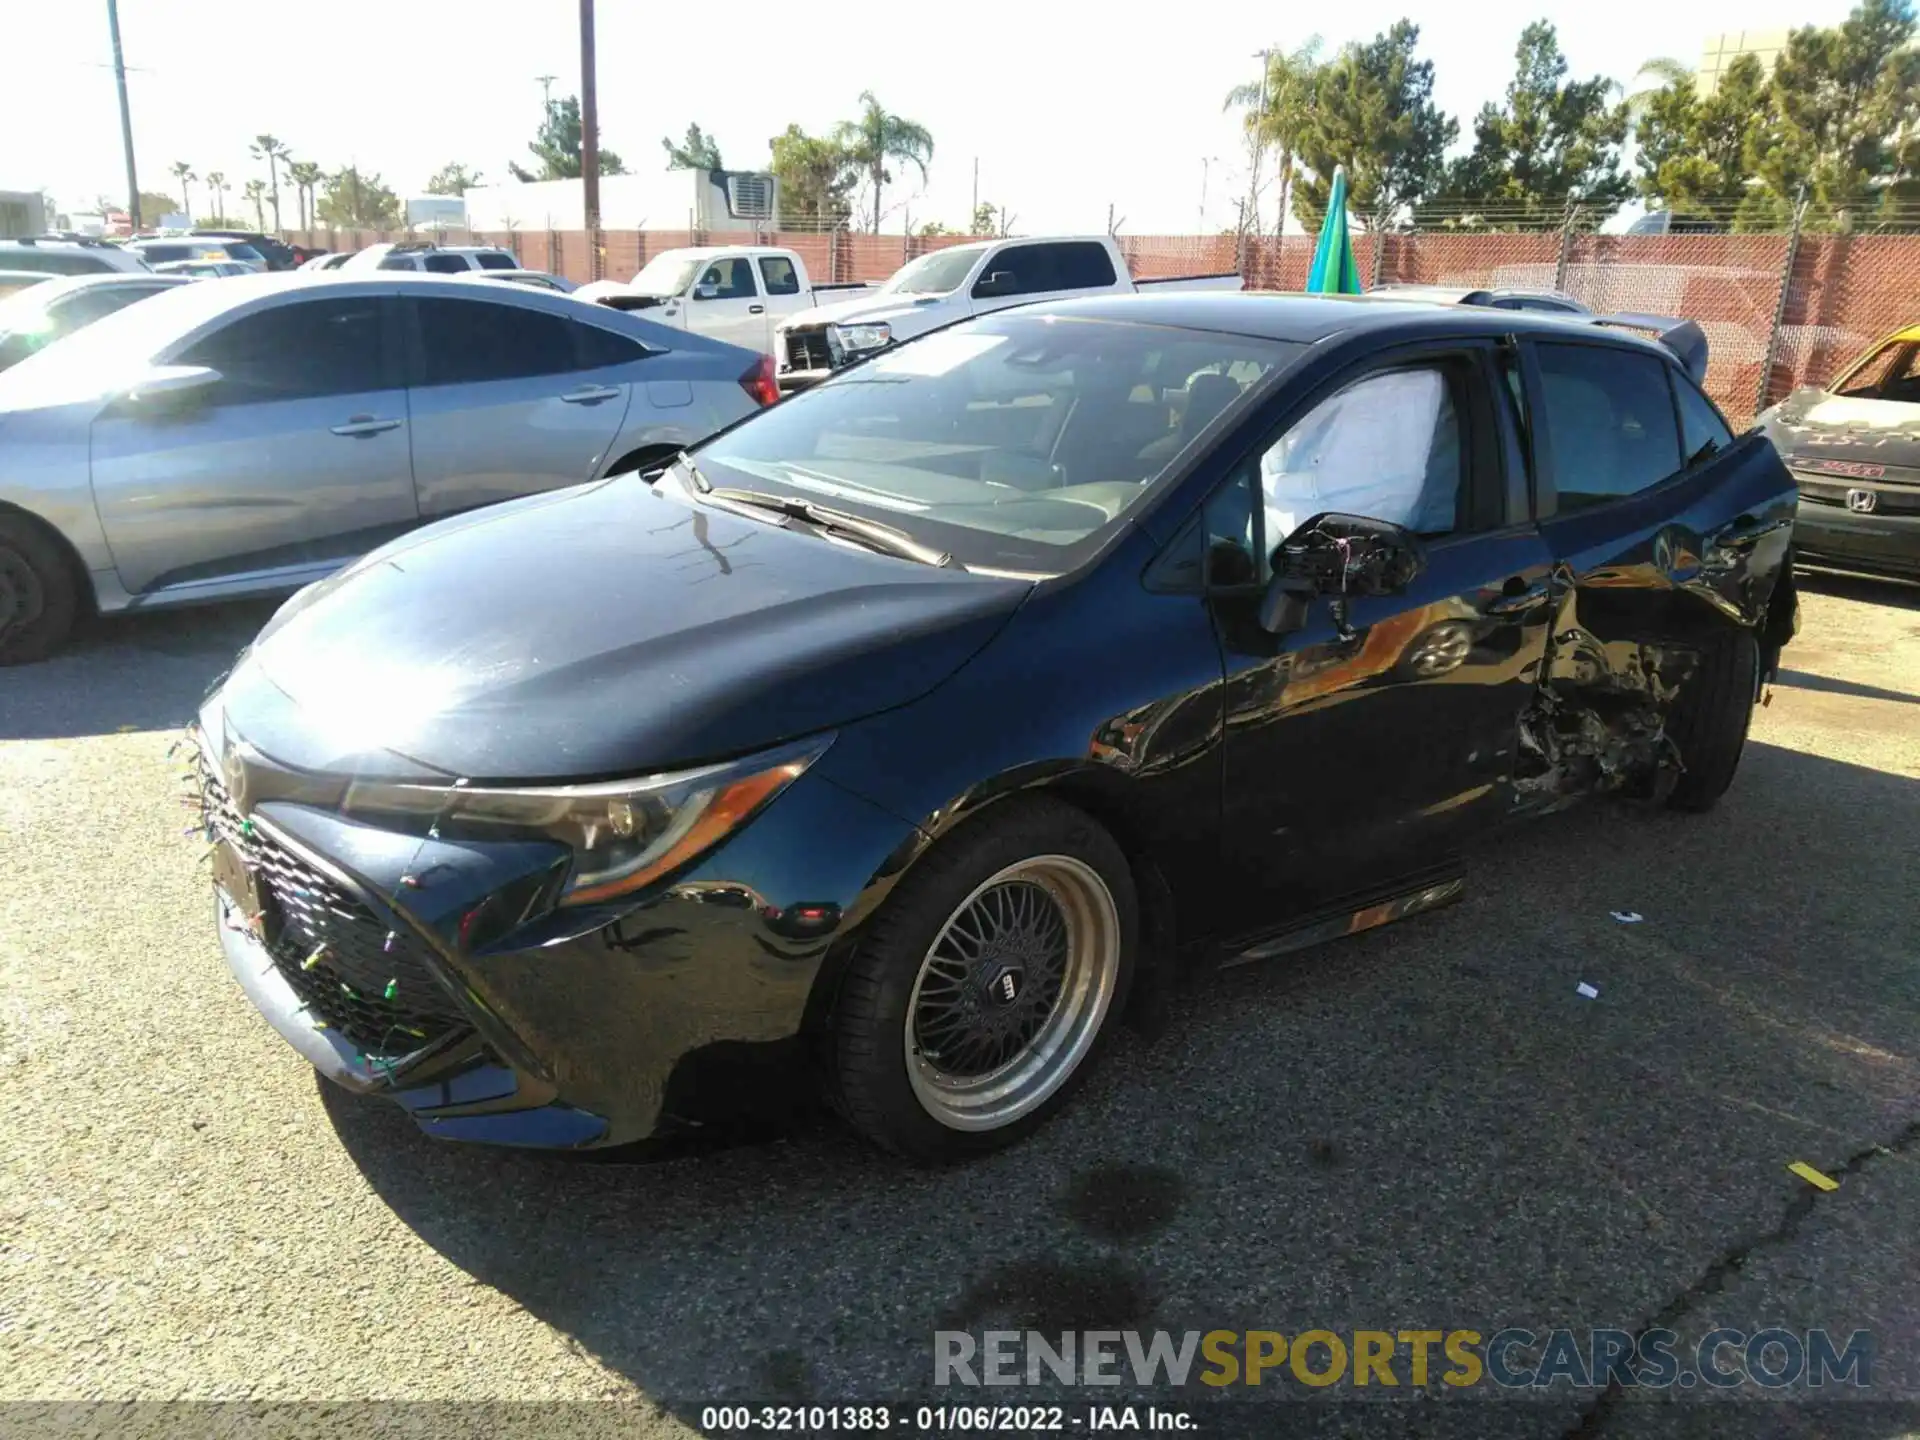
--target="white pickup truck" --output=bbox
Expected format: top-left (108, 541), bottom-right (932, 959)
top-left (575, 245), bottom-right (874, 360)
top-left (774, 235), bottom-right (1243, 393)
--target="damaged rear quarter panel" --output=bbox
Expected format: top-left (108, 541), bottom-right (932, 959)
top-left (1523, 435), bottom-right (1797, 804)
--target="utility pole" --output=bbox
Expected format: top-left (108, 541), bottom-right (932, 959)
top-left (971, 157), bottom-right (979, 225)
top-left (1245, 49), bottom-right (1272, 241)
top-left (577, 0), bottom-right (602, 280)
top-left (536, 73), bottom-right (556, 109)
top-left (107, 0), bottom-right (141, 230)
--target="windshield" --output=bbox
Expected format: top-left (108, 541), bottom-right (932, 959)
top-left (879, 246), bottom-right (988, 296)
top-left (629, 254), bottom-right (705, 296)
top-left (692, 313), bottom-right (1300, 573)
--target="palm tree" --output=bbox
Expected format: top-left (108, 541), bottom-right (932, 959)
top-left (1625, 57), bottom-right (1692, 121)
top-left (168, 162), bottom-right (196, 219)
top-left (1225, 38), bottom-right (1326, 239)
top-left (250, 134), bottom-right (291, 231)
top-left (287, 161), bottom-right (323, 232)
top-left (834, 93), bottom-right (933, 233)
top-left (242, 179), bottom-right (267, 231)
top-left (204, 171), bottom-right (227, 223)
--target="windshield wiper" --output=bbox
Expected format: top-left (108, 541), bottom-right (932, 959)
top-left (670, 453), bottom-right (712, 492)
top-left (705, 487), bottom-right (952, 568)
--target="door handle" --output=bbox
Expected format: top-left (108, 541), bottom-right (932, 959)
top-left (748, 304), bottom-right (765, 314)
top-left (1486, 576), bottom-right (1550, 615)
top-left (559, 384), bottom-right (622, 405)
top-left (1717, 514), bottom-right (1777, 550)
top-left (329, 416), bottom-right (401, 437)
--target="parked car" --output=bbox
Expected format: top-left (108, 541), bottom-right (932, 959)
top-left (125, 237), bottom-right (269, 272)
top-left (301, 252), bottom-right (354, 272)
top-left (151, 260), bottom-right (253, 278)
top-left (575, 245), bottom-right (874, 362)
top-left (340, 242), bottom-right (519, 274)
top-left (0, 236), bottom-right (152, 276)
top-left (185, 229), bottom-right (301, 271)
top-left (1756, 323), bottom-right (1920, 579)
top-left (1367, 283), bottom-right (1589, 314)
top-left (774, 236), bottom-right (1245, 393)
top-left (457, 269), bottom-right (577, 293)
top-left (0, 273), bottom-right (773, 663)
top-left (187, 293), bottom-right (1798, 1159)
top-left (0, 272), bottom-right (194, 372)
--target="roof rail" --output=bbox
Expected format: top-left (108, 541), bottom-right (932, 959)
top-left (388, 241), bottom-right (438, 253)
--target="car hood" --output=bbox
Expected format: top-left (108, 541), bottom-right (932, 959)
top-left (782, 294), bottom-right (950, 332)
top-left (212, 477), bottom-right (1031, 782)
top-left (1764, 386), bottom-right (1920, 472)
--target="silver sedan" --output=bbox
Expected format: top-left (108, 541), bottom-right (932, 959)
top-left (0, 272), bottom-right (772, 662)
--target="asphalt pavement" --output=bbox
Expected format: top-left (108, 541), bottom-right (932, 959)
top-left (2, 574), bottom-right (1916, 1440)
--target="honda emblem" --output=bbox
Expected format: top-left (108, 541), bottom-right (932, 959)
top-left (1845, 489), bottom-right (1878, 513)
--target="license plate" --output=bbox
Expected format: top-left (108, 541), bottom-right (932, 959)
top-left (1798, 458), bottom-right (1886, 479)
top-left (211, 839), bottom-right (270, 937)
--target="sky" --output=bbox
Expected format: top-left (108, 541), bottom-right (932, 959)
top-left (5, 0), bottom-right (1858, 237)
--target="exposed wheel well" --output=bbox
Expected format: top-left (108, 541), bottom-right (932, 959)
top-left (603, 443), bottom-right (683, 479)
top-left (0, 502), bottom-right (96, 617)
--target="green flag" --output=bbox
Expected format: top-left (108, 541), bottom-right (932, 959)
top-left (1306, 165), bottom-right (1362, 295)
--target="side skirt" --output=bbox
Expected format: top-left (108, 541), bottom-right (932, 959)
top-left (1221, 867), bottom-right (1466, 969)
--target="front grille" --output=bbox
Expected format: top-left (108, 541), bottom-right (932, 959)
top-left (783, 327), bottom-right (833, 373)
top-left (197, 758), bottom-right (470, 1057)
top-left (1797, 477), bottom-right (1920, 514)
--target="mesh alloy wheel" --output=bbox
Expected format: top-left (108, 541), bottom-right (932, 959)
top-left (904, 854), bottom-right (1122, 1132)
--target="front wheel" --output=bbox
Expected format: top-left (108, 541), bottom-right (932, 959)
top-left (0, 514), bottom-right (79, 666)
top-left (828, 797), bottom-right (1137, 1161)
top-left (1665, 630), bottom-right (1759, 812)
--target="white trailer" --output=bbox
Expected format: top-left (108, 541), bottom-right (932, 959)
top-left (463, 167), bottom-right (779, 234)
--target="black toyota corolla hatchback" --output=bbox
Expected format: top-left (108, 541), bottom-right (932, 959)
top-left (193, 294), bottom-right (1798, 1160)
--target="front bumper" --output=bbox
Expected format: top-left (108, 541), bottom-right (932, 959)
top-left (199, 737), bottom-right (922, 1150)
top-left (1793, 498), bottom-right (1920, 578)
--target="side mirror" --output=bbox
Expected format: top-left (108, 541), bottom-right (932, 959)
top-left (122, 364), bottom-right (222, 406)
top-left (974, 270), bottom-right (1017, 298)
top-left (1258, 512), bottom-right (1427, 635)
top-left (691, 282), bottom-right (720, 301)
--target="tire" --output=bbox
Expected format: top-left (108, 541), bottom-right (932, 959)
top-left (0, 513), bottom-right (79, 666)
top-left (828, 795), bottom-right (1138, 1162)
top-left (1664, 629), bottom-right (1759, 812)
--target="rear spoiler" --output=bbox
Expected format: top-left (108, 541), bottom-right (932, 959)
top-left (1585, 313), bottom-right (1708, 385)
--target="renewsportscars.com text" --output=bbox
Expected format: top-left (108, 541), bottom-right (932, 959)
top-left (934, 1328), bottom-right (1873, 1391)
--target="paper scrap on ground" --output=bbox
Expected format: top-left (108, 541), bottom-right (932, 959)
top-left (1611, 911), bottom-right (1644, 923)
top-left (1576, 982), bottom-right (1600, 999)
top-left (1787, 1161), bottom-right (1840, 1192)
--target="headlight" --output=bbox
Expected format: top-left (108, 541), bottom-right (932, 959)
top-left (341, 736), bottom-right (830, 906)
top-left (832, 322), bottom-right (892, 354)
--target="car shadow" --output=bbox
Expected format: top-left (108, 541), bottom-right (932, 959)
top-left (320, 741), bottom-right (1920, 1434)
top-left (0, 600), bottom-right (277, 741)
top-left (1775, 668), bottom-right (1920, 706)
top-left (1795, 565), bottom-right (1920, 610)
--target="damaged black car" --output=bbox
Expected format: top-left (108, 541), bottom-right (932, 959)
top-left (192, 295), bottom-right (1799, 1161)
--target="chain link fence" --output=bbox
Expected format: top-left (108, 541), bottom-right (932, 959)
top-left (288, 221), bottom-right (1920, 427)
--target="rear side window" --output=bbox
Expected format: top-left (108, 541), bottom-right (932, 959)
top-left (137, 245), bottom-right (191, 264)
top-left (1673, 373), bottom-right (1734, 465)
top-left (758, 255), bottom-right (800, 295)
top-left (1533, 343), bottom-right (1683, 512)
top-left (412, 296), bottom-right (578, 384)
top-left (56, 285), bottom-right (160, 329)
top-left (475, 252), bottom-right (517, 271)
top-left (377, 253), bottom-right (419, 271)
top-left (178, 297), bottom-right (392, 401)
top-left (574, 322), bottom-right (649, 368)
top-left (423, 253), bottom-right (470, 274)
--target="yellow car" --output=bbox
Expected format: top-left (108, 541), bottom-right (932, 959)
top-left (1758, 325), bottom-right (1920, 579)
